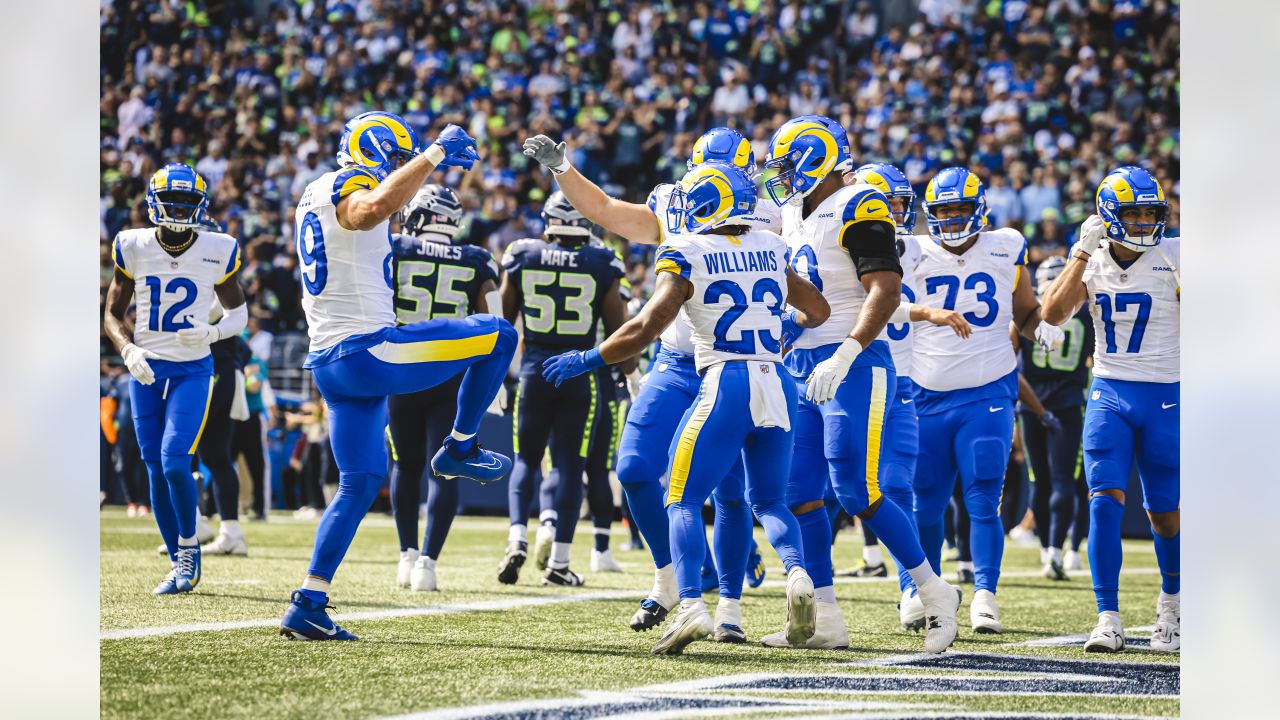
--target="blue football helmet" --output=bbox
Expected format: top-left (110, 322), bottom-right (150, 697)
top-left (688, 127), bottom-right (756, 176)
top-left (668, 161), bottom-right (758, 234)
top-left (336, 111), bottom-right (421, 182)
top-left (404, 184), bottom-right (464, 240)
top-left (854, 162), bottom-right (916, 235)
top-left (1096, 165), bottom-right (1168, 252)
top-left (146, 163), bottom-right (210, 232)
top-left (764, 115), bottom-right (852, 207)
top-left (923, 167), bottom-right (989, 245)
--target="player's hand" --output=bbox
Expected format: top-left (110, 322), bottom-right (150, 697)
top-left (1035, 320), bottom-right (1065, 353)
top-left (919, 306), bottom-right (972, 339)
top-left (1038, 409), bottom-right (1063, 434)
top-left (522, 134), bottom-right (570, 174)
top-left (1078, 214), bottom-right (1106, 255)
top-left (177, 320), bottom-right (220, 348)
top-left (624, 366), bottom-right (645, 399)
top-left (805, 338), bottom-right (862, 405)
top-left (431, 124), bottom-right (479, 170)
top-left (541, 349), bottom-right (605, 387)
top-left (121, 343), bottom-right (159, 385)
top-left (780, 309), bottom-right (805, 347)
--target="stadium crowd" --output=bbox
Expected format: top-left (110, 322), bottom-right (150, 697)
top-left (99, 0), bottom-right (1180, 510)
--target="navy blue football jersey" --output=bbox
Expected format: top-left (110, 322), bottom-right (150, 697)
top-left (392, 234), bottom-right (500, 324)
top-left (1020, 305), bottom-right (1095, 410)
top-left (502, 237), bottom-right (626, 353)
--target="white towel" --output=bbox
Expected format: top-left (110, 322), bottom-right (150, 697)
top-left (747, 361), bottom-right (791, 431)
top-left (229, 370), bottom-right (250, 421)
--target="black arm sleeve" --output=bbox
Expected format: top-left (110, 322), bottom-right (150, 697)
top-left (839, 219), bottom-right (903, 278)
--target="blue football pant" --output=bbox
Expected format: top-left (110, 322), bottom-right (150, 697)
top-left (877, 378), bottom-right (921, 592)
top-left (665, 362), bottom-right (805, 601)
top-left (132, 373), bottom-right (213, 560)
top-left (306, 315), bottom-right (517, 585)
top-left (914, 398), bottom-right (1015, 594)
top-left (712, 457), bottom-right (751, 600)
top-left (388, 375), bottom-right (463, 558)
top-left (1022, 407), bottom-right (1085, 551)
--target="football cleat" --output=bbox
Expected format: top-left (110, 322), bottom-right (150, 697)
top-left (280, 591), bottom-right (358, 641)
top-left (1084, 611), bottom-right (1125, 653)
top-left (590, 549), bottom-right (622, 573)
top-left (1150, 592), bottom-right (1180, 652)
top-left (173, 545), bottom-right (201, 593)
top-left (533, 524), bottom-right (554, 571)
top-left (761, 600), bottom-right (849, 650)
top-left (203, 530), bottom-right (248, 556)
top-left (899, 587), bottom-right (925, 632)
top-left (745, 540), bottom-right (766, 588)
top-left (918, 576), bottom-right (961, 653)
top-left (152, 566), bottom-right (179, 595)
top-left (784, 568), bottom-right (817, 646)
top-left (1008, 525), bottom-right (1038, 548)
top-left (543, 566), bottom-right (584, 586)
top-left (630, 598), bottom-right (670, 632)
top-left (410, 556), bottom-right (437, 592)
top-left (850, 562), bottom-right (888, 578)
top-left (713, 623), bottom-right (747, 643)
top-left (430, 438), bottom-right (511, 485)
top-left (1064, 549), bottom-right (1084, 571)
top-left (195, 513), bottom-right (215, 544)
top-left (1043, 558), bottom-right (1068, 581)
top-left (651, 605), bottom-right (713, 655)
top-left (397, 549), bottom-right (420, 588)
top-left (956, 565), bottom-right (975, 585)
top-left (497, 540), bottom-right (527, 585)
top-left (971, 589), bottom-right (1002, 634)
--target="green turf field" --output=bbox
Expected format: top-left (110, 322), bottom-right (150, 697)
top-left (100, 508), bottom-right (1178, 719)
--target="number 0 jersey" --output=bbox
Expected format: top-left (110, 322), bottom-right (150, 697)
top-left (654, 230), bottom-right (789, 372)
top-left (881, 233), bottom-right (924, 379)
top-left (913, 228), bottom-right (1028, 392)
top-left (1075, 237), bottom-right (1180, 383)
top-left (113, 227), bottom-right (241, 364)
top-left (392, 234), bottom-right (499, 323)
top-left (502, 237), bottom-right (626, 353)
top-left (296, 168), bottom-right (397, 354)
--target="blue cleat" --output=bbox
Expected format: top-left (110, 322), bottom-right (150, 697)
top-left (174, 545), bottom-right (201, 592)
top-left (745, 539), bottom-right (766, 589)
top-left (152, 566), bottom-right (179, 595)
top-left (431, 437), bottom-right (511, 484)
top-left (280, 591), bottom-right (359, 641)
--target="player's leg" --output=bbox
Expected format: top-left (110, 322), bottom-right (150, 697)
top-left (131, 378), bottom-right (186, 595)
top-left (1045, 405), bottom-right (1085, 576)
top-left (1135, 381), bottom-right (1181, 652)
top-left (415, 382), bottom-right (463, 591)
top-left (197, 371), bottom-right (245, 554)
top-left (543, 372), bottom-right (595, 585)
top-left (150, 374), bottom-right (215, 593)
top-left (1068, 419), bottom-right (1089, 567)
top-left (953, 401), bottom-right (1015, 633)
top-left (1081, 378), bottom-right (1137, 652)
top-left (585, 379), bottom-right (621, 572)
top-left (876, 388), bottom-right (921, 590)
top-left (710, 456), bottom-right (750, 641)
top-left (387, 387), bottom-right (430, 586)
top-left (500, 373), bottom-right (553, 584)
top-left (1021, 411), bottom-right (1053, 550)
top-left (952, 479), bottom-right (974, 582)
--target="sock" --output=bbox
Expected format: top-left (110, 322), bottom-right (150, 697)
top-left (593, 527), bottom-right (610, 553)
top-left (146, 459), bottom-right (179, 561)
top-left (1088, 494), bottom-right (1124, 613)
top-left (667, 502), bottom-right (708, 600)
top-left (550, 541), bottom-right (572, 568)
top-left (178, 534), bottom-right (197, 548)
top-left (453, 320), bottom-right (517, 435)
top-left (862, 544), bottom-right (883, 566)
top-left (1048, 546), bottom-right (1062, 564)
top-left (221, 519), bottom-right (241, 536)
top-left (417, 555), bottom-right (436, 571)
top-left (390, 461), bottom-right (422, 551)
top-left (814, 585), bottom-right (837, 605)
top-left (680, 597), bottom-right (707, 613)
top-left (905, 559), bottom-right (939, 590)
top-left (449, 429), bottom-right (475, 453)
top-left (539, 510), bottom-right (558, 526)
top-left (715, 597), bottom-right (741, 626)
top-left (1152, 530), bottom-right (1180, 595)
top-left (305, 471), bottom-right (382, 584)
top-left (794, 507), bottom-right (834, 588)
top-left (751, 498), bottom-right (805, 574)
top-left (508, 523), bottom-right (527, 543)
top-left (712, 495), bottom-right (750, 600)
top-left (956, 560), bottom-right (974, 571)
top-left (650, 563), bottom-right (677, 605)
top-left (299, 575), bottom-right (330, 603)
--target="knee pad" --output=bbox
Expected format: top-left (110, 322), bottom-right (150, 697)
top-left (616, 453), bottom-right (662, 492)
top-left (337, 471), bottom-right (384, 510)
top-left (160, 454), bottom-right (192, 484)
top-left (970, 437), bottom-right (1007, 481)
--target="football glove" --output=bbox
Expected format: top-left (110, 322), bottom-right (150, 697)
top-left (1035, 320), bottom-right (1065, 353)
top-left (624, 366), bottom-right (645, 400)
top-left (1038, 409), bottom-right (1063, 434)
top-left (432, 124), bottom-right (479, 170)
top-left (805, 338), bottom-right (862, 405)
top-left (779, 309), bottom-right (804, 347)
top-left (122, 343), bottom-right (159, 385)
top-left (177, 320), bottom-right (220, 348)
top-left (541, 348), bottom-right (605, 387)
top-left (522, 135), bottom-right (571, 174)
top-left (1078, 214), bottom-right (1106, 256)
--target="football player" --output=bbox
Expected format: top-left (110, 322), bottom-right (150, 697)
top-left (523, 127), bottom-right (772, 640)
top-left (388, 184), bottom-right (501, 592)
top-left (103, 163), bottom-right (248, 595)
top-left (1040, 166), bottom-right (1180, 653)
top-left (541, 161), bottom-right (830, 655)
top-left (762, 116), bottom-right (959, 653)
top-left (909, 166), bottom-right (1065, 635)
top-left (497, 191), bottom-right (630, 587)
top-left (279, 112), bottom-right (517, 641)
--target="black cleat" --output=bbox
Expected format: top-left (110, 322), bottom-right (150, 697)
top-left (846, 562), bottom-right (888, 578)
top-left (542, 566), bottom-right (584, 586)
top-left (630, 599), bottom-right (669, 632)
top-left (497, 541), bottom-right (527, 585)
top-left (956, 567), bottom-right (975, 584)
top-left (713, 623), bottom-right (747, 643)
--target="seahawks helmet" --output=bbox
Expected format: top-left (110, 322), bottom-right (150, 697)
top-left (1034, 255), bottom-right (1067, 297)
top-left (542, 191), bottom-right (592, 238)
top-left (404, 184), bottom-right (464, 240)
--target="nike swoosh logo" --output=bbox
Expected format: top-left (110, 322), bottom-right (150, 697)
top-left (475, 458), bottom-right (502, 470)
top-left (988, 406), bottom-right (1002, 413)
top-left (900, 398), bottom-right (913, 404)
top-left (305, 620), bottom-right (337, 636)
top-left (1161, 402), bottom-right (1177, 409)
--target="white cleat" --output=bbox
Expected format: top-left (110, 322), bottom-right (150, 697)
top-left (1084, 611), bottom-right (1125, 653)
top-left (195, 514), bottom-right (215, 544)
top-left (590, 549), bottom-right (622, 573)
top-left (396, 549), bottom-right (419, 588)
top-left (784, 568), bottom-right (817, 646)
top-left (1064, 549), bottom-right (1084, 571)
top-left (917, 576), bottom-right (960, 653)
top-left (1150, 592), bottom-right (1180, 652)
top-left (1008, 526), bottom-right (1038, 548)
top-left (761, 600), bottom-right (849, 649)
top-left (971, 589), bottom-right (1003, 634)
top-left (203, 530), bottom-right (248, 556)
top-left (651, 605), bottom-right (713, 655)
top-left (900, 588), bottom-right (925, 632)
top-left (410, 556), bottom-right (438, 592)
top-left (533, 524), bottom-right (554, 571)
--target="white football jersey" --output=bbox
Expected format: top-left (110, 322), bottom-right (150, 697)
top-left (113, 228), bottom-right (241, 363)
top-left (881, 233), bottom-right (924, 378)
top-left (296, 168), bottom-right (397, 352)
top-left (912, 228), bottom-right (1028, 392)
top-left (781, 182), bottom-right (895, 349)
top-left (654, 230), bottom-right (789, 372)
top-left (1078, 238), bottom-right (1180, 383)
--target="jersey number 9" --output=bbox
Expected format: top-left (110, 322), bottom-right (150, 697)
top-left (297, 212), bottom-right (328, 296)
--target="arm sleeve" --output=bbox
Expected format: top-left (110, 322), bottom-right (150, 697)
top-left (330, 167), bottom-right (378, 205)
top-left (838, 187), bottom-right (902, 278)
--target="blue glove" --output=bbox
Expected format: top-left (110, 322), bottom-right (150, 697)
top-left (1039, 409), bottom-right (1063, 433)
top-left (433, 124), bottom-right (479, 170)
top-left (780, 309), bottom-right (804, 347)
top-left (541, 348), bottom-right (606, 387)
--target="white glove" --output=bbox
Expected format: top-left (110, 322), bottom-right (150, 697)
top-left (625, 366), bottom-right (645, 399)
top-left (177, 320), bottom-right (220, 348)
top-left (805, 338), bottom-right (862, 405)
top-left (1078, 214), bottom-right (1106, 255)
top-left (1035, 320), bottom-right (1065, 353)
top-left (121, 343), bottom-right (159, 385)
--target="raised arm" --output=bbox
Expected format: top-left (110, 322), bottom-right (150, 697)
top-left (337, 125), bottom-right (478, 231)
top-left (1042, 215), bottom-right (1102, 325)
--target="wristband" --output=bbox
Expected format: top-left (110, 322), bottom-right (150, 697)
top-left (889, 301), bottom-right (914, 324)
top-left (424, 143), bottom-right (446, 166)
top-left (582, 347), bottom-right (606, 371)
top-left (834, 337), bottom-right (863, 363)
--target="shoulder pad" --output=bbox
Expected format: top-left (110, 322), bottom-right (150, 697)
top-left (654, 243), bottom-right (692, 280)
top-left (330, 167), bottom-right (379, 206)
top-left (838, 184), bottom-right (894, 227)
